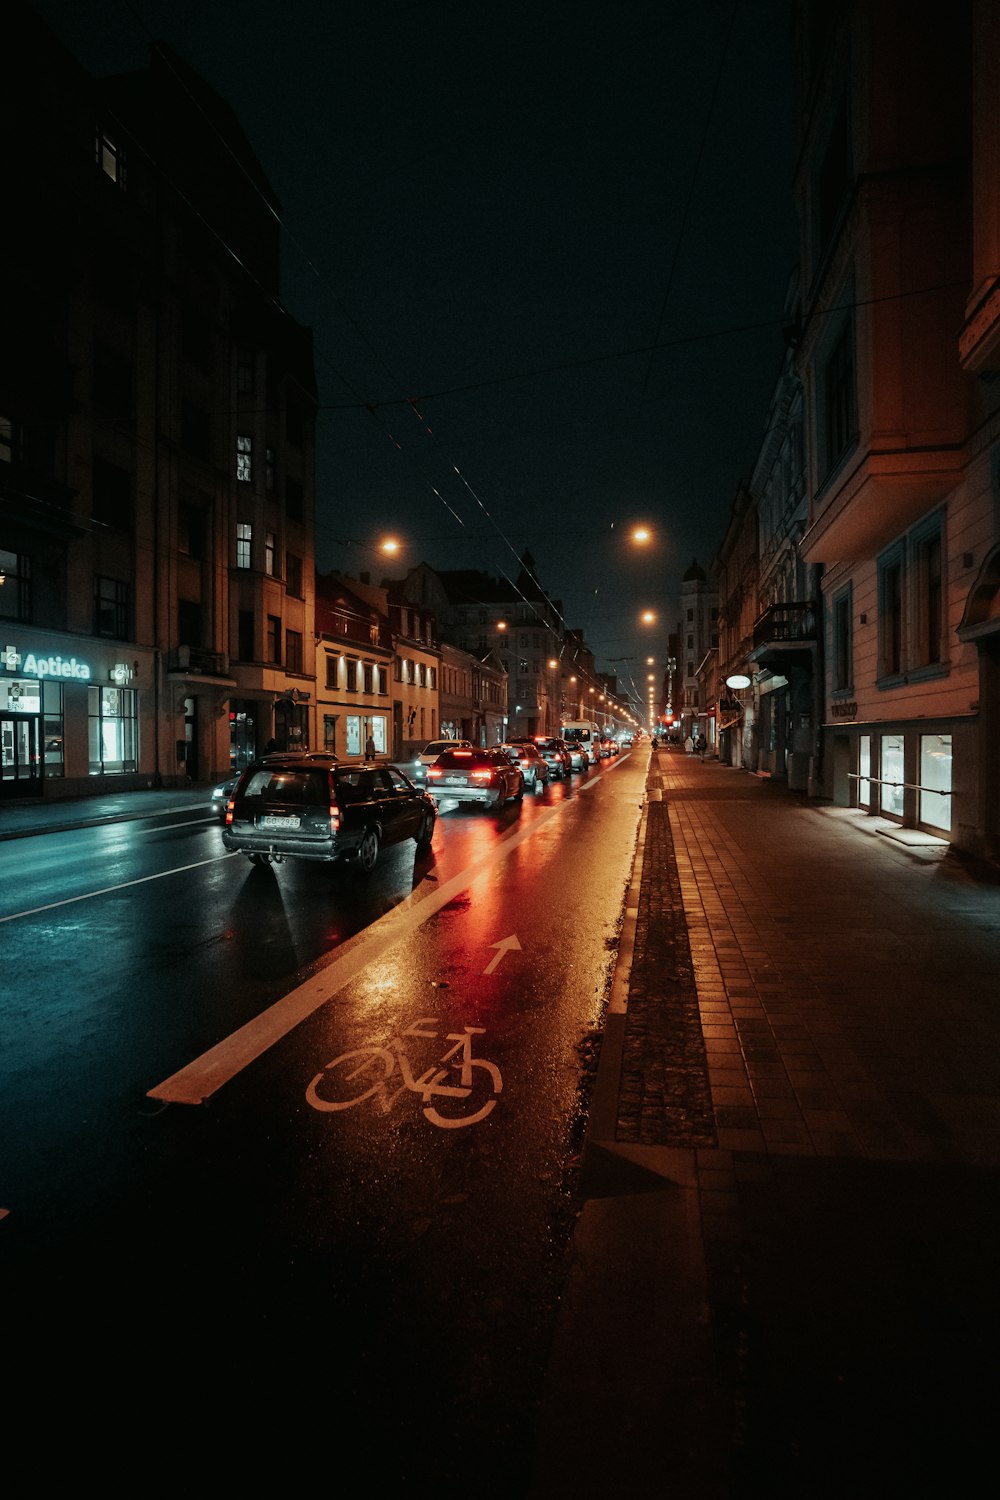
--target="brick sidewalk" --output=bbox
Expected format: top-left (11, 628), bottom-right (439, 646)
top-left (646, 750), bottom-right (1000, 1496)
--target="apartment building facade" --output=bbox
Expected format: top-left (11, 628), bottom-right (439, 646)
top-left (795, 0), bottom-right (1000, 856)
top-left (1, 13), bottom-right (317, 800)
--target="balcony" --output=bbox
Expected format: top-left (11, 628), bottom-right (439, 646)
top-left (167, 645), bottom-right (232, 680)
top-left (749, 602), bottom-right (818, 676)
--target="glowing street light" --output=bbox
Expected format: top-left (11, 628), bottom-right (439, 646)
top-left (640, 610), bottom-right (656, 625)
top-left (380, 536), bottom-right (401, 557)
top-left (631, 525), bottom-right (652, 546)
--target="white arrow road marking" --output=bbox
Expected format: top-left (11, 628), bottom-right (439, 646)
top-left (483, 934), bottom-right (522, 975)
top-left (149, 802), bottom-right (565, 1104)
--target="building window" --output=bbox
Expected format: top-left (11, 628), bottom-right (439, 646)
top-left (878, 548), bottom-right (904, 680)
top-left (266, 615), bottom-right (281, 665)
top-left (96, 125), bottom-right (125, 186)
top-left (325, 654), bottom-right (339, 689)
top-left (88, 685), bottom-right (137, 774)
top-left (237, 349), bottom-right (255, 394)
top-left (93, 457), bottom-right (132, 530)
top-left (94, 575), bottom-right (129, 639)
top-left (821, 317), bottom-right (856, 479)
top-left (377, 666), bottom-right (388, 695)
top-left (346, 658), bottom-right (358, 692)
top-left (236, 522), bottom-right (252, 570)
top-left (429, 667), bottom-right (436, 690)
top-left (0, 415), bottom-right (19, 464)
top-left (323, 714), bottom-right (338, 752)
top-left (832, 586), bottom-right (852, 692)
top-left (178, 500), bottom-right (207, 559)
top-left (265, 531), bottom-right (277, 577)
top-left (285, 476), bottom-right (303, 521)
top-left (265, 448), bottom-right (275, 491)
top-left (286, 629), bottom-right (303, 673)
top-left (0, 549), bottom-right (31, 621)
top-left (363, 662), bottom-right (374, 693)
top-left (418, 662), bottom-right (427, 687)
top-left (913, 520), bottom-right (943, 668)
top-left (236, 434), bottom-right (253, 482)
top-left (286, 553), bottom-right (302, 597)
top-left (920, 734), bottom-right (952, 832)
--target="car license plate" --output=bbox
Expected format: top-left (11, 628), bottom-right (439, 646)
top-left (445, 776), bottom-right (466, 785)
top-left (260, 815), bottom-right (299, 829)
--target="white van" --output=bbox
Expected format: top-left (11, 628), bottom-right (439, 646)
top-left (560, 720), bottom-right (603, 765)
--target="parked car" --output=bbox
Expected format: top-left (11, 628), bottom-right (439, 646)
top-left (408, 738), bottom-right (473, 787)
top-left (426, 747), bottom-right (523, 810)
top-left (559, 738), bottom-right (589, 772)
top-left (499, 740), bottom-right (549, 792)
top-left (533, 736), bottom-right (572, 779)
top-left (221, 753), bottom-right (435, 872)
top-left (211, 771), bottom-right (242, 820)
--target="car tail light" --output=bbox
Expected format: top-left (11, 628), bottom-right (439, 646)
top-left (471, 769), bottom-right (493, 781)
top-left (225, 799), bottom-right (235, 827)
top-left (452, 750), bottom-right (473, 758)
top-left (427, 767), bottom-right (443, 780)
top-left (330, 799), bottom-right (341, 833)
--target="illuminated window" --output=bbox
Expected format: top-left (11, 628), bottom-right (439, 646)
top-left (236, 523), bottom-right (252, 569)
top-left (88, 686), bottom-right (138, 775)
top-left (236, 434), bottom-right (252, 482)
top-left (96, 125), bottom-right (125, 186)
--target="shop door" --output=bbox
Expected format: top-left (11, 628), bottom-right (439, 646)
top-left (1, 714), bottom-right (40, 797)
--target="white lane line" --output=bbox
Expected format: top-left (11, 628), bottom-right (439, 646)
top-left (0, 853), bottom-right (239, 924)
top-left (148, 801), bottom-right (569, 1106)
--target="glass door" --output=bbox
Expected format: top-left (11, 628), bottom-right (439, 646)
top-left (1, 714), bottom-right (40, 795)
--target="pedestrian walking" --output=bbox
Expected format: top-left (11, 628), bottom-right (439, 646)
top-left (684, 733), bottom-right (694, 755)
top-left (696, 733), bottom-right (707, 759)
top-left (364, 733), bottom-right (377, 763)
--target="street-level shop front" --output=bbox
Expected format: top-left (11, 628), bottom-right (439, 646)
top-left (826, 710), bottom-right (967, 844)
top-left (1, 629), bottom-right (157, 801)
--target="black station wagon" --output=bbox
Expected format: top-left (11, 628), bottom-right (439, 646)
top-left (221, 754), bottom-right (436, 873)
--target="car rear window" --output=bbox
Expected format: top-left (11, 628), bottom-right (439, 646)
top-left (242, 768), bottom-right (331, 803)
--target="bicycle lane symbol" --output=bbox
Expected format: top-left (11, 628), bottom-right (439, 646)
top-left (305, 1019), bottom-right (503, 1130)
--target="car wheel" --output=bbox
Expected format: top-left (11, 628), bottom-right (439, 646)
top-left (247, 852), bottom-right (272, 866)
top-left (513, 778), bottom-right (524, 802)
top-left (415, 810), bottom-right (435, 850)
top-left (534, 774), bottom-right (545, 793)
top-left (356, 827), bottom-right (380, 874)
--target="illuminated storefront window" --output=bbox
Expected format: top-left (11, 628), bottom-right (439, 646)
top-left (858, 735), bottom-right (871, 807)
top-left (880, 733), bottom-right (905, 817)
top-left (88, 685), bottom-right (138, 774)
top-left (920, 734), bottom-right (952, 832)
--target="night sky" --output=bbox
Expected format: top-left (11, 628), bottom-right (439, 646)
top-left (31, 0), bottom-right (799, 685)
